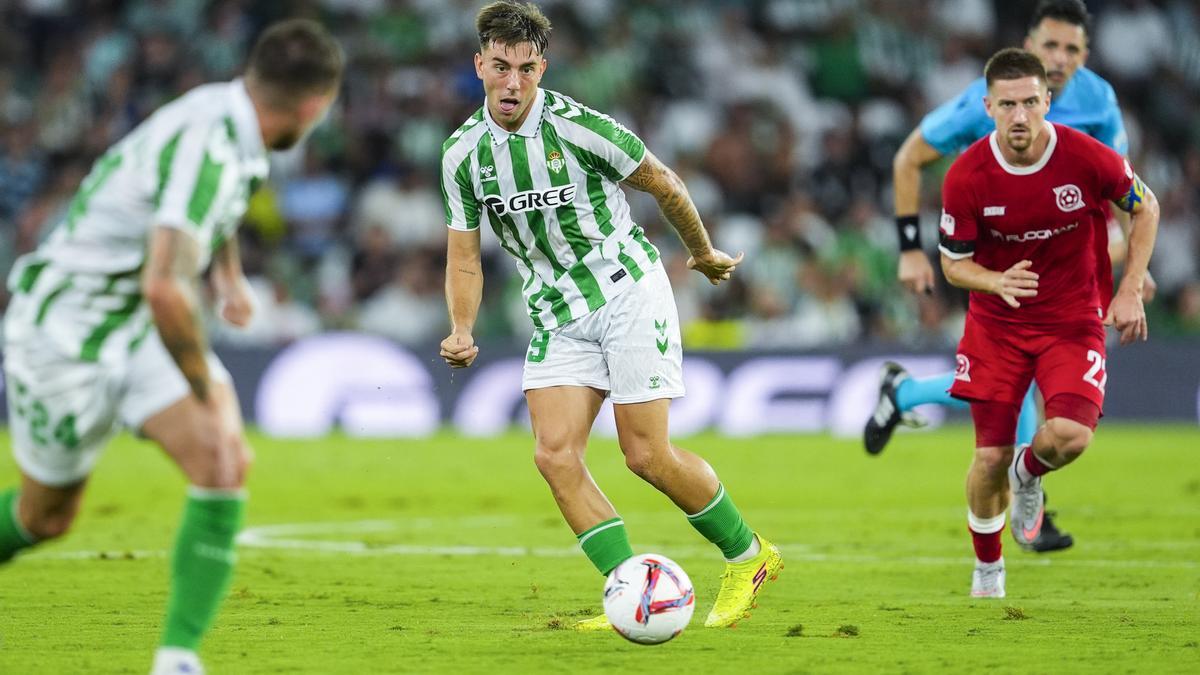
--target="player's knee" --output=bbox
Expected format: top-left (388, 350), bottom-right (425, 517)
top-left (974, 445), bottom-right (1014, 477)
top-left (622, 441), bottom-right (667, 482)
top-left (1046, 418), bottom-right (1092, 460)
top-left (181, 439), bottom-right (247, 490)
top-left (533, 442), bottom-right (583, 481)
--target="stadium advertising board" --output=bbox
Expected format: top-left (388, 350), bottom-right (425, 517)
top-left (3, 333), bottom-right (1198, 435)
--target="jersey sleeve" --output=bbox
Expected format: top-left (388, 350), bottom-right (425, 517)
top-left (1091, 141), bottom-right (1142, 213)
top-left (937, 163), bottom-right (979, 259)
top-left (441, 141), bottom-right (481, 232)
top-left (550, 93), bottom-right (646, 181)
top-left (919, 79), bottom-right (993, 155)
top-left (153, 121), bottom-right (226, 234)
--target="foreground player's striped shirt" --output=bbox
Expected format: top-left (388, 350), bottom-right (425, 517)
top-left (5, 79), bottom-right (268, 363)
top-left (441, 88), bottom-right (660, 330)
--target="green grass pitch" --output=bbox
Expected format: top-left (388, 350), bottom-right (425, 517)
top-left (1, 425), bottom-right (1197, 673)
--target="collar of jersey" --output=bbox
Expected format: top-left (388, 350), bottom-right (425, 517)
top-left (484, 88), bottom-right (545, 145)
top-left (229, 78), bottom-right (267, 161)
top-left (989, 121), bottom-right (1057, 176)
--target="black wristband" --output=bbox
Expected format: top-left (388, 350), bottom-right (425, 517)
top-left (895, 215), bottom-right (922, 252)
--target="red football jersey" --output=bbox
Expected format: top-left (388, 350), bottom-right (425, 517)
top-left (939, 122), bottom-right (1133, 325)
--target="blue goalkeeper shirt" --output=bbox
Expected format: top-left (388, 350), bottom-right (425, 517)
top-left (920, 66), bottom-right (1127, 154)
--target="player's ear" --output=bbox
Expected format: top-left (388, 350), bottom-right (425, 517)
top-left (983, 95), bottom-right (993, 118)
top-left (474, 52), bottom-right (484, 79)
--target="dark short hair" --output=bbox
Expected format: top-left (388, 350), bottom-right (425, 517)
top-left (1029, 0), bottom-right (1091, 37)
top-left (246, 19), bottom-right (344, 106)
top-left (476, 1), bottom-right (552, 54)
top-left (985, 48), bottom-right (1049, 88)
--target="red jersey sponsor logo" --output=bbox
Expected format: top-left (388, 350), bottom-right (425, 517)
top-left (988, 221), bottom-right (1078, 243)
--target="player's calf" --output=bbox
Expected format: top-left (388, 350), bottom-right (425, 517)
top-left (0, 478), bottom-right (87, 562)
top-left (1038, 416), bottom-right (1093, 465)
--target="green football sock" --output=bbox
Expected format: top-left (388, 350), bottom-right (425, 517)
top-left (577, 517), bottom-right (633, 576)
top-left (686, 484), bottom-right (755, 560)
top-left (161, 487), bottom-right (245, 649)
top-left (0, 489), bottom-right (36, 563)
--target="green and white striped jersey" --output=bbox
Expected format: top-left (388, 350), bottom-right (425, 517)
top-left (4, 79), bottom-right (268, 363)
top-left (441, 88), bottom-right (661, 330)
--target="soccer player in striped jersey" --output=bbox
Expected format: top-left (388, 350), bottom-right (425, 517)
top-left (865, 0), bottom-right (1149, 553)
top-left (0, 21), bottom-right (342, 674)
top-left (439, 1), bottom-right (783, 630)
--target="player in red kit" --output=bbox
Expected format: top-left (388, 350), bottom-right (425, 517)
top-left (938, 48), bottom-right (1159, 598)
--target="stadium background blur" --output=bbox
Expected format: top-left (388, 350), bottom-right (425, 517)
top-left (1, 0), bottom-right (1198, 352)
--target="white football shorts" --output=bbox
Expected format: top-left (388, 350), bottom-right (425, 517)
top-left (4, 315), bottom-right (230, 487)
top-left (521, 261), bottom-right (685, 404)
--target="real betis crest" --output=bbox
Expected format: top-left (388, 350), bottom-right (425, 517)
top-left (546, 151), bottom-right (564, 173)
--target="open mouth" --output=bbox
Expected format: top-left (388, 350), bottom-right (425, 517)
top-left (498, 97), bottom-right (519, 114)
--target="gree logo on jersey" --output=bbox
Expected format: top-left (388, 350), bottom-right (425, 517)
top-left (483, 184), bottom-right (577, 216)
top-left (988, 221), bottom-right (1078, 243)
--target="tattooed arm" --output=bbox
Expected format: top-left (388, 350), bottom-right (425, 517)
top-left (621, 150), bottom-right (742, 284)
top-left (142, 226), bottom-right (212, 402)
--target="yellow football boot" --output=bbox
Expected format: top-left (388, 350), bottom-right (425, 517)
top-left (704, 534), bottom-right (783, 628)
top-left (572, 613), bottom-right (612, 631)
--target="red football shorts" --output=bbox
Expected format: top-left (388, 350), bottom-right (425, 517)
top-left (950, 312), bottom-right (1107, 412)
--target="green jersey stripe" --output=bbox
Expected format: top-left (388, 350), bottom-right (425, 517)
top-left (186, 150), bottom-right (225, 226)
top-left (559, 138), bottom-right (616, 236)
top-left (16, 261), bottom-right (47, 293)
top-left (79, 293), bottom-right (142, 362)
top-left (549, 95), bottom-right (644, 162)
top-left (567, 264), bottom-right (605, 312)
top-left (154, 130), bottom-right (184, 207)
top-left (556, 133), bottom-right (624, 183)
top-left (35, 278), bottom-right (73, 326)
top-left (631, 224), bottom-right (660, 263)
top-left (477, 139), bottom-right (570, 324)
top-left (616, 242), bottom-right (644, 282)
top-left (66, 150), bottom-right (124, 233)
top-left (522, 132), bottom-right (606, 312)
top-left (538, 124), bottom-right (591, 259)
top-left (454, 156), bottom-right (480, 230)
top-left (128, 318), bottom-right (154, 353)
top-left (442, 109), bottom-right (485, 155)
top-left (507, 137), bottom-right (568, 279)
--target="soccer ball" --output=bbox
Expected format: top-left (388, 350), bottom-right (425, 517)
top-left (602, 553), bottom-right (695, 644)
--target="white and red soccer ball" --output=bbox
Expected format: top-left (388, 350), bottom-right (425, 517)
top-left (602, 554), bottom-right (695, 644)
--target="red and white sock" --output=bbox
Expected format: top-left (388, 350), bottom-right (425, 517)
top-left (967, 510), bottom-right (1005, 564)
top-left (1014, 444), bottom-right (1055, 486)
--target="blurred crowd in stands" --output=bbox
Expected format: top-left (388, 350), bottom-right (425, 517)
top-left (2, 0), bottom-right (1198, 349)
